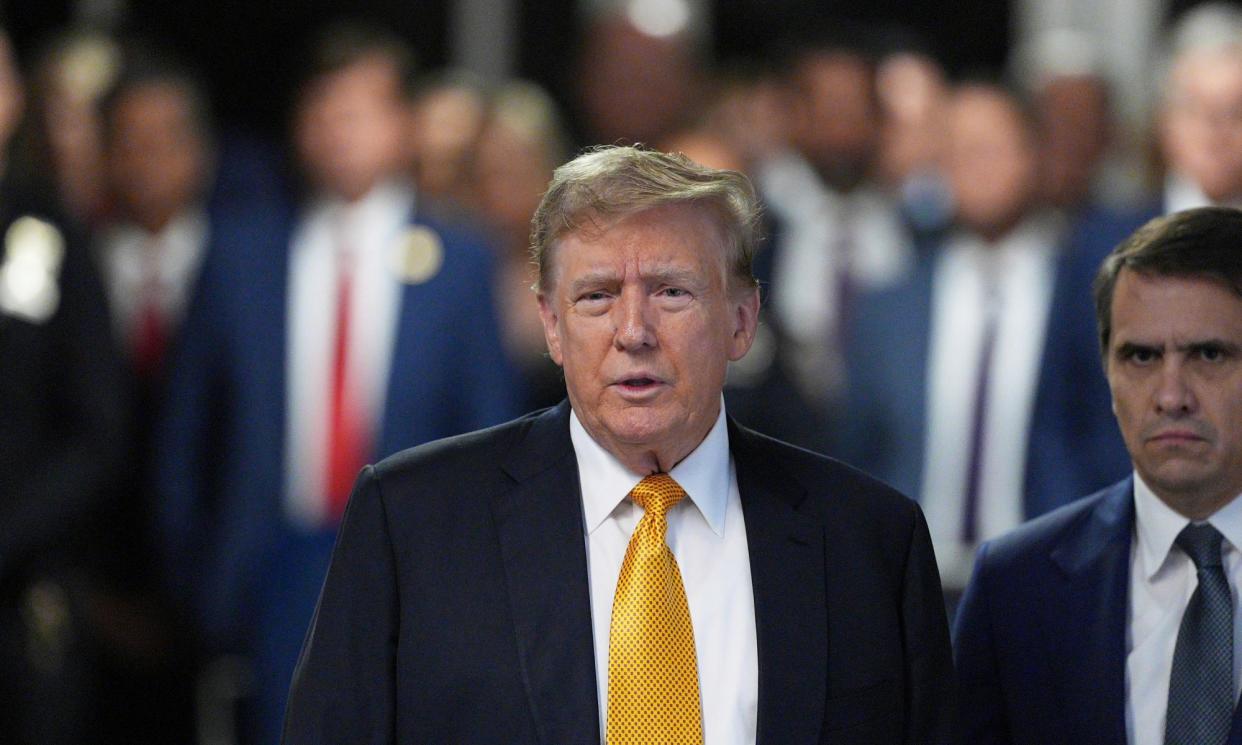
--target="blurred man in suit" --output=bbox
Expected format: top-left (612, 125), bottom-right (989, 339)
top-left (843, 82), bottom-right (1130, 598)
top-left (155, 23), bottom-right (519, 745)
top-left (0, 27), bottom-right (129, 745)
top-left (955, 206), bottom-right (1242, 744)
top-left (90, 46), bottom-right (215, 743)
top-left (743, 30), bottom-right (914, 454)
top-left (284, 146), bottom-right (956, 744)
top-left (1162, 4), bottom-right (1242, 214)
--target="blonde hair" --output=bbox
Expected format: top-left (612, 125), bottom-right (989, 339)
top-left (530, 145), bottom-right (761, 293)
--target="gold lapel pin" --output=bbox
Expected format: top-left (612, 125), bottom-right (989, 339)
top-left (390, 225), bottom-right (444, 285)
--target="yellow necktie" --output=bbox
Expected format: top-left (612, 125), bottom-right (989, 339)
top-left (606, 473), bottom-right (703, 745)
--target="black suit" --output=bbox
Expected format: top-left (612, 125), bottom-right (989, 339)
top-left (0, 184), bottom-right (128, 744)
top-left (284, 401), bottom-right (955, 744)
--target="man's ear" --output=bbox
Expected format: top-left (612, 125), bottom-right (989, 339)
top-left (538, 292), bottom-right (564, 366)
top-left (727, 286), bottom-right (761, 362)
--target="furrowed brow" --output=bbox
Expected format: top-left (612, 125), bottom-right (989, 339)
top-left (1179, 339), bottom-right (1241, 355)
top-left (567, 270), bottom-right (619, 295)
top-left (1115, 341), bottom-right (1160, 357)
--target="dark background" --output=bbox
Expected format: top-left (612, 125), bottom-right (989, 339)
top-left (2, 0), bottom-right (1013, 141)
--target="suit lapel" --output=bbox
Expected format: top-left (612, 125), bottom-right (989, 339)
top-left (491, 402), bottom-right (600, 744)
top-left (1046, 479), bottom-right (1134, 745)
top-left (731, 422), bottom-right (827, 745)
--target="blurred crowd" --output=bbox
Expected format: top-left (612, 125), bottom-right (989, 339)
top-left (4, 1), bottom-right (1242, 743)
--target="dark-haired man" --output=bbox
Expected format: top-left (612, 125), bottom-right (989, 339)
top-left (954, 206), bottom-right (1242, 744)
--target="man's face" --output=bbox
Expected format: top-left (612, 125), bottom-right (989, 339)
top-left (107, 83), bottom-right (209, 232)
top-left (1107, 269), bottom-right (1242, 516)
top-left (790, 51), bottom-right (877, 190)
top-left (538, 203), bottom-right (759, 471)
top-left (946, 86), bottom-right (1038, 242)
top-left (295, 56), bottom-right (404, 202)
top-left (1037, 75), bottom-right (1111, 209)
top-left (0, 35), bottom-right (22, 156)
top-left (1162, 49), bottom-right (1242, 203)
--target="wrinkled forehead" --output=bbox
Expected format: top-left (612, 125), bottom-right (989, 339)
top-left (543, 203), bottom-right (731, 288)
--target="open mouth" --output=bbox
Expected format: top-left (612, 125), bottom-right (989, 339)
top-left (619, 377), bottom-right (659, 389)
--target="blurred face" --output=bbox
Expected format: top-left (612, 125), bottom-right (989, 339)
top-left (409, 85), bottom-right (486, 202)
top-left (107, 83), bottom-right (209, 232)
top-left (1107, 270), bottom-right (1242, 518)
top-left (876, 52), bottom-right (948, 185)
top-left (1162, 49), bottom-right (1242, 203)
top-left (1037, 76), bottom-right (1111, 209)
top-left (946, 86), bottom-right (1038, 241)
top-left (474, 119), bottom-right (550, 245)
top-left (0, 35), bottom-right (24, 157)
top-left (296, 56), bottom-right (404, 202)
top-left (791, 51), bottom-right (878, 189)
top-left (538, 203), bottom-right (759, 473)
top-left (577, 19), bottom-right (700, 146)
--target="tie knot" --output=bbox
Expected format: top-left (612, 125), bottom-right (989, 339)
top-left (1176, 523), bottom-right (1225, 570)
top-left (629, 473), bottom-right (688, 519)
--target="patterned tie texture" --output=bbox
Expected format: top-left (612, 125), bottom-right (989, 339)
top-left (1165, 523), bottom-right (1235, 745)
top-left (607, 473), bottom-right (704, 745)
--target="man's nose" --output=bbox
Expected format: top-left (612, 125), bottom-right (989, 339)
top-left (613, 289), bottom-right (656, 351)
top-left (1154, 360), bottom-right (1197, 416)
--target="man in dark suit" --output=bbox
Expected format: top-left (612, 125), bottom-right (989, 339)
top-left (0, 28), bottom-right (129, 744)
top-left (954, 206), bottom-right (1242, 744)
top-left (155, 24), bottom-right (520, 745)
top-left (283, 146), bottom-right (956, 744)
top-left (842, 82), bottom-right (1133, 601)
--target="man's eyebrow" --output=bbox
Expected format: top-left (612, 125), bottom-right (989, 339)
top-left (640, 265), bottom-right (709, 287)
top-left (1178, 339), bottom-right (1242, 354)
top-left (1113, 341), bottom-right (1160, 356)
top-left (567, 270), bottom-right (619, 293)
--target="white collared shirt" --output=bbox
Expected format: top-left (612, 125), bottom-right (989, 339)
top-left (757, 151), bottom-right (913, 396)
top-left (1164, 172), bottom-right (1242, 214)
top-left (1126, 473), bottom-right (1242, 745)
top-left (97, 208), bottom-right (209, 349)
top-left (920, 214), bottom-right (1062, 590)
top-left (283, 180), bottom-right (412, 528)
top-left (571, 402), bottom-right (758, 745)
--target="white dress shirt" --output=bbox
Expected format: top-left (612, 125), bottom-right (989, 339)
top-left (97, 208), bottom-right (208, 349)
top-left (1164, 172), bottom-right (1242, 214)
top-left (571, 402), bottom-right (758, 745)
top-left (757, 151), bottom-right (913, 397)
top-left (1126, 474), bottom-right (1242, 745)
top-left (284, 181), bottom-right (411, 528)
top-left (920, 214), bottom-right (1061, 590)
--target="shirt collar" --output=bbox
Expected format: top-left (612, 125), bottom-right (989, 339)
top-left (571, 399), bottom-right (731, 538)
top-left (1164, 172), bottom-right (1242, 213)
top-left (1133, 470), bottom-right (1242, 580)
top-left (308, 179), bottom-right (415, 234)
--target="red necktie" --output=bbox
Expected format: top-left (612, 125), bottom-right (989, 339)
top-left (134, 244), bottom-right (167, 377)
top-left (326, 247), bottom-right (370, 521)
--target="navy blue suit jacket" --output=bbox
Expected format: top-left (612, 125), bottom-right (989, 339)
top-left (954, 478), bottom-right (1242, 744)
top-left (283, 402), bottom-right (957, 744)
top-left (841, 210), bottom-right (1139, 520)
top-left (153, 197), bottom-right (522, 740)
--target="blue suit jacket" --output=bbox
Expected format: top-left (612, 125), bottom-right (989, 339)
top-left (954, 478), bottom-right (1242, 744)
top-left (154, 197), bottom-right (522, 740)
top-left (841, 209), bottom-right (1140, 520)
top-left (283, 401), bottom-right (958, 745)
